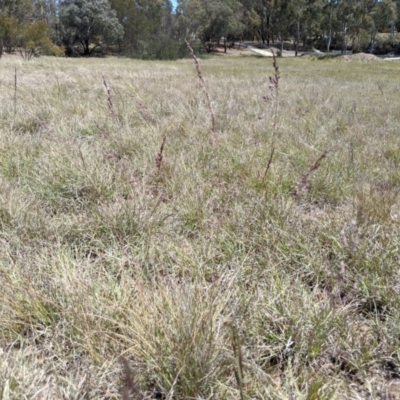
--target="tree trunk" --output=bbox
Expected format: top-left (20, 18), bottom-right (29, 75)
top-left (327, 3), bottom-right (333, 53)
top-left (82, 39), bottom-right (90, 56)
top-left (327, 34), bottom-right (332, 53)
top-left (342, 24), bottom-right (347, 55)
top-left (391, 21), bottom-right (395, 45)
top-left (295, 20), bottom-right (300, 57)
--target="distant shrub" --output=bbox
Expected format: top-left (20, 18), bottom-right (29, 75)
top-left (18, 21), bottom-right (65, 60)
top-left (352, 31), bottom-right (370, 53)
top-left (0, 16), bottom-right (19, 54)
top-left (374, 36), bottom-right (400, 54)
top-left (0, 19), bottom-right (64, 59)
top-left (129, 38), bottom-right (189, 60)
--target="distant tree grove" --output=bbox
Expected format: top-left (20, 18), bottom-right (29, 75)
top-left (0, 0), bottom-right (399, 59)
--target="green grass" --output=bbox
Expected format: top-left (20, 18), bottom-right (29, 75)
top-left (1, 53), bottom-right (400, 399)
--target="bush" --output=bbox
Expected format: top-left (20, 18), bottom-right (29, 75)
top-left (18, 21), bottom-right (60, 59)
top-left (0, 16), bottom-right (19, 54)
top-left (129, 38), bottom-right (189, 60)
top-left (352, 30), bottom-right (370, 53)
top-left (373, 35), bottom-right (400, 54)
top-left (0, 19), bottom-right (64, 59)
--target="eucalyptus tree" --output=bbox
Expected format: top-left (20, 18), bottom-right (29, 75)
top-left (239, 0), bottom-right (323, 55)
top-left (370, 0), bottom-right (397, 50)
top-left (397, 0), bottom-right (400, 31)
top-left (177, 0), bottom-right (244, 51)
top-left (270, 0), bottom-right (295, 53)
top-left (59, 0), bottom-right (123, 55)
top-left (240, 1), bottom-right (262, 42)
top-left (323, 0), bottom-right (341, 52)
top-left (298, 0), bottom-right (325, 51)
top-left (0, 0), bottom-right (59, 55)
top-left (335, 0), bottom-right (379, 52)
top-left (110, 0), bottom-right (173, 55)
top-left (241, 0), bottom-right (275, 44)
top-left (0, 0), bottom-right (35, 22)
top-left (0, 15), bottom-right (17, 55)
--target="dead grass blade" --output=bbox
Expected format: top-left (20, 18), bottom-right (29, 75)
top-left (120, 87), bottom-right (156, 124)
top-left (155, 135), bottom-right (167, 170)
top-left (102, 74), bottom-right (117, 120)
top-left (295, 150), bottom-right (328, 197)
top-left (185, 39), bottom-right (216, 142)
top-left (261, 49), bottom-right (280, 130)
top-left (261, 147), bottom-right (275, 184)
top-left (14, 67), bottom-right (17, 115)
top-left (269, 48), bottom-right (280, 96)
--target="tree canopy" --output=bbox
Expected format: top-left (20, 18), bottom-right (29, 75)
top-left (0, 0), bottom-right (399, 58)
top-left (59, 0), bottom-right (124, 55)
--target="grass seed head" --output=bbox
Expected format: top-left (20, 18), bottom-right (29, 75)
top-left (295, 150), bottom-right (328, 197)
top-left (155, 135), bottom-right (167, 170)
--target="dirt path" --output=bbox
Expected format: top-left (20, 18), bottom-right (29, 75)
top-left (247, 46), bottom-right (274, 57)
top-left (212, 44), bottom-right (399, 61)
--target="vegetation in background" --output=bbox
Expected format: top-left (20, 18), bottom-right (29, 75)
top-left (177, 0), bottom-right (244, 53)
top-left (0, 17), bottom-right (64, 58)
top-left (16, 20), bottom-right (64, 59)
top-left (59, 0), bottom-right (123, 56)
top-left (1, 0), bottom-right (400, 58)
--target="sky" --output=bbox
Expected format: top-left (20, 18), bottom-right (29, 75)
top-left (171, 0), bottom-right (177, 9)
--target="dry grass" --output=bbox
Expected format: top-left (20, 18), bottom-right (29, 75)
top-left (186, 40), bottom-right (216, 141)
top-left (1, 54), bottom-right (400, 399)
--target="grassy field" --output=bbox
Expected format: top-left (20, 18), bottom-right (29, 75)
top-left (1, 53), bottom-right (400, 399)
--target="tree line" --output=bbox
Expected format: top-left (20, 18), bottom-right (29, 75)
top-left (0, 0), bottom-right (399, 59)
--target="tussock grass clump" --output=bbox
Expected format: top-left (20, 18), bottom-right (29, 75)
top-left (0, 55), bottom-right (400, 398)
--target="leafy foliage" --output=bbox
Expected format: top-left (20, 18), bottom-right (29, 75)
top-left (1, 0), bottom-right (400, 59)
top-left (0, 15), bottom-right (19, 55)
top-left (177, 0), bottom-right (244, 52)
top-left (17, 21), bottom-right (64, 59)
top-left (110, 0), bottom-right (176, 57)
top-left (0, 17), bottom-right (63, 59)
top-left (59, 0), bottom-right (124, 55)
